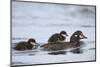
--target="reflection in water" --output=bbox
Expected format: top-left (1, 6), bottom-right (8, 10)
top-left (70, 48), bottom-right (83, 54)
top-left (48, 51), bottom-right (67, 55)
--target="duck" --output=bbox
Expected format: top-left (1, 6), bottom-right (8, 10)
top-left (41, 30), bottom-right (87, 51)
top-left (14, 38), bottom-right (39, 51)
top-left (48, 30), bottom-right (68, 43)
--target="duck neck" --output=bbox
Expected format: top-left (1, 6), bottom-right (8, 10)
top-left (27, 41), bottom-right (31, 44)
top-left (70, 37), bottom-right (80, 43)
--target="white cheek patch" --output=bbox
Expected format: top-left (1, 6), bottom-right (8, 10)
top-left (74, 35), bottom-right (78, 37)
top-left (30, 42), bottom-right (39, 49)
top-left (30, 42), bottom-right (36, 45)
top-left (62, 34), bottom-right (66, 37)
top-left (79, 35), bottom-right (83, 38)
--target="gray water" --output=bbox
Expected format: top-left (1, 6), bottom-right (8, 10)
top-left (11, 1), bottom-right (96, 66)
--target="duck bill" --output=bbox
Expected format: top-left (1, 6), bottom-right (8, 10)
top-left (66, 34), bottom-right (68, 36)
top-left (81, 34), bottom-right (87, 39)
top-left (82, 35), bottom-right (87, 39)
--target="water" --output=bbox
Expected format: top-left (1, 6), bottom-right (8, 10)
top-left (11, 1), bottom-right (96, 66)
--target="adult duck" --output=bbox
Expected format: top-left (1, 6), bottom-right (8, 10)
top-left (14, 38), bottom-right (39, 51)
top-left (48, 30), bottom-right (68, 43)
top-left (41, 31), bottom-right (87, 51)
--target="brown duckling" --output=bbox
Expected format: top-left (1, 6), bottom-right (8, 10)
top-left (41, 30), bottom-right (87, 51)
top-left (48, 30), bottom-right (68, 43)
top-left (14, 38), bottom-right (39, 51)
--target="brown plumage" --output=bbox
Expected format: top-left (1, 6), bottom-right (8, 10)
top-left (14, 38), bottom-right (39, 51)
top-left (41, 30), bottom-right (87, 51)
top-left (48, 31), bottom-right (68, 43)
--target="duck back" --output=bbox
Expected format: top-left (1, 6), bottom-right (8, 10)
top-left (48, 33), bottom-right (60, 42)
top-left (41, 42), bottom-right (77, 51)
top-left (14, 42), bottom-right (28, 50)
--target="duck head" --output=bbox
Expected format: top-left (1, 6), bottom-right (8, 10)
top-left (70, 31), bottom-right (87, 43)
top-left (28, 38), bottom-right (36, 44)
top-left (60, 30), bottom-right (68, 37)
top-left (28, 38), bottom-right (40, 49)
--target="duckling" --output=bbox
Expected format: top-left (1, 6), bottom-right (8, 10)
top-left (41, 30), bottom-right (87, 51)
top-left (48, 30), bottom-right (68, 43)
top-left (14, 38), bottom-right (39, 51)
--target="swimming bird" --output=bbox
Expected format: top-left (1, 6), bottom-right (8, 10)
top-left (41, 30), bottom-right (87, 51)
top-left (14, 38), bottom-right (39, 51)
top-left (48, 30), bottom-right (68, 43)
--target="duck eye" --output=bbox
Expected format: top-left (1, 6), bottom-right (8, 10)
top-left (75, 35), bottom-right (78, 37)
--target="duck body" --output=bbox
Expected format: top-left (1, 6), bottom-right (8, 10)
top-left (48, 33), bottom-right (65, 43)
top-left (41, 42), bottom-right (77, 51)
top-left (48, 31), bottom-right (68, 43)
top-left (14, 38), bottom-right (39, 51)
top-left (14, 42), bottom-right (32, 50)
top-left (41, 30), bottom-right (87, 51)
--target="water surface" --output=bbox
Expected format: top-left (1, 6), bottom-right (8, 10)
top-left (12, 1), bottom-right (96, 66)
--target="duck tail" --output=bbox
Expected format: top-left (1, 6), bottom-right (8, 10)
top-left (13, 47), bottom-right (19, 50)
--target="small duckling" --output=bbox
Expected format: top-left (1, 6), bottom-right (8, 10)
top-left (14, 38), bottom-right (39, 51)
top-left (48, 30), bottom-right (68, 43)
